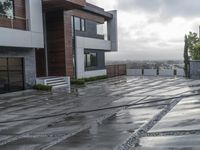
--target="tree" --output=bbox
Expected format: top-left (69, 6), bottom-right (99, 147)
top-left (187, 32), bottom-right (200, 60)
top-left (192, 44), bottom-right (200, 60)
top-left (184, 35), bottom-right (189, 77)
top-left (0, 0), bottom-right (12, 16)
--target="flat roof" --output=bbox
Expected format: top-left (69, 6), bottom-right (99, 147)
top-left (42, 0), bottom-right (86, 11)
top-left (83, 3), bottom-right (113, 19)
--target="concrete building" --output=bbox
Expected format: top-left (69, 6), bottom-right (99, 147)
top-left (0, 0), bottom-right (117, 93)
top-left (0, 0), bottom-right (44, 93)
top-left (37, 0), bottom-right (118, 79)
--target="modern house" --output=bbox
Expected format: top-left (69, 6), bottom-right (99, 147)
top-left (0, 0), bottom-right (117, 93)
top-left (37, 0), bottom-right (118, 79)
top-left (0, 0), bottom-right (44, 94)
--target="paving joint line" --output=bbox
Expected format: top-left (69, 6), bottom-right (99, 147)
top-left (115, 97), bottom-right (183, 150)
top-left (33, 97), bottom-right (149, 150)
top-left (146, 129), bottom-right (200, 137)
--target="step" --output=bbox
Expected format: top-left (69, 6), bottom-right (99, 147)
top-left (46, 77), bottom-right (66, 82)
top-left (47, 82), bottom-right (68, 86)
top-left (46, 79), bottom-right (66, 84)
top-left (52, 83), bottom-right (70, 89)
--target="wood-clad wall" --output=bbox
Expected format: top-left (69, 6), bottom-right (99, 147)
top-left (45, 11), bottom-right (66, 76)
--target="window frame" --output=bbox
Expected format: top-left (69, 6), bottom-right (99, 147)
top-left (72, 16), bottom-right (86, 32)
top-left (84, 52), bottom-right (97, 68)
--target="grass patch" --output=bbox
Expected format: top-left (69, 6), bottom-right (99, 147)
top-left (33, 84), bottom-right (52, 91)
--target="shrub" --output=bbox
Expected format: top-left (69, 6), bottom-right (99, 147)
top-left (71, 75), bottom-right (108, 85)
top-left (83, 75), bottom-right (108, 82)
top-left (33, 84), bottom-right (52, 91)
top-left (191, 44), bottom-right (200, 60)
top-left (70, 79), bottom-right (85, 85)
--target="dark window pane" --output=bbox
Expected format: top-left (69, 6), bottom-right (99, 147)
top-left (0, 58), bottom-right (7, 70)
top-left (74, 17), bottom-right (81, 31)
top-left (0, 0), bottom-right (14, 19)
top-left (9, 71), bottom-right (23, 82)
top-left (0, 71), bottom-right (8, 93)
top-left (8, 58), bottom-right (23, 71)
top-left (85, 52), bottom-right (97, 68)
top-left (91, 53), bottom-right (97, 66)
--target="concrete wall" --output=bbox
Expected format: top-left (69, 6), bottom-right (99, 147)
top-left (190, 61), bottom-right (200, 79)
top-left (127, 69), bottom-right (142, 76)
top-left (177, 69), bottom-right (185, 77)
top-left (144, 69), bottom-right (157, 76)
top-left (76, 36), bottom-right (111, 79)
top-left (127, 69), bottom-right (185, 77)
top-left (0, 0), bottom-right (44, 48)
top-left (107, 10), bottom-right (118, 51)
top-left (0, 47), bottom-right (36, 88)
top-left (159, 69), bottom-right (174, 76)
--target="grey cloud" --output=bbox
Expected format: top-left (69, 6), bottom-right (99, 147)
top-left (117, 0), bottom-right (200, 18)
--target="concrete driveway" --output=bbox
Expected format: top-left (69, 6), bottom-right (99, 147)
top-left (0, 76), bottom-right (200, 150)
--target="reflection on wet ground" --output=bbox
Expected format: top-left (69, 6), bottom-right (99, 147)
top-left (0, 76), bottom-right (199, 150)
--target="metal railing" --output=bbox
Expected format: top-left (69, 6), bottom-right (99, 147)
top-left (0, 13), bottom-right (29, 30)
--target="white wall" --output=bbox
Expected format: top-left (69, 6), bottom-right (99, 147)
top-left (76, 36), bottom-right (111, 79)
top-left (176, 69), bottom-right (185, 77)
top-left (0, 0), bottom-right (44, 48)
top-left (144, 69), bottom-right (157, 76)
top-left (127, 69), bottom-right (142, 76)
top-left (159, 69), bottom-right (174, 76)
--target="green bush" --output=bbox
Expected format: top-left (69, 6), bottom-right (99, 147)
top-left (71, 75), bottom-right (108, 85)
top-left (191, 44), bottom-right (200, 60)
top-left (33, 84), bottom-right (52, 91)
top-left (71, 79), bottom-right (85, 85)
top-left (83, 75), bottom-right (108, 82)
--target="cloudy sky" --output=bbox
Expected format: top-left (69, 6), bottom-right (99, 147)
top-left (87, 0), bottom-right (200, 61)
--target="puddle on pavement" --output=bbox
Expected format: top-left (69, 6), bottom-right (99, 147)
top-left (48, 106), bottom-right (163, 150)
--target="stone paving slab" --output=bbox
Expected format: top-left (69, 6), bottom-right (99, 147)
top-left (149, 96), bottom-right (200, 133)
top-left (47, 106), bottom-right (163, 150)
top-left (135, 135), bottom-right (200, 150)
top-left (0, 76), bottom-right (198, 150)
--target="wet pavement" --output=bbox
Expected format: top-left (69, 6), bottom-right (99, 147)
top-left (0, 76), bottom-right (200, 150)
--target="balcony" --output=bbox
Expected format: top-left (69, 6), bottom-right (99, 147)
top-left (0, 13), bottom-right (28, 30)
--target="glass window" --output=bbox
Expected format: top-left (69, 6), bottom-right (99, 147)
top-left (97, 24), bottom-right (104, 35)
top-left (74, 17), bottom-right (81, 31)
top-left (85, 52), bottom-right (97, 68)
top-left (0, 58), bottom-right (7, 71)
top-left (71, 16), bottom-right (74, 36)
top-left (0, 0), bottom-right (14, 19)
top-left (81, 19), bottom-right (85, 31)
top-left (72, 16), bottom-right (86, 32)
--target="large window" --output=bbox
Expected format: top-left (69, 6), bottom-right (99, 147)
top-left (85, 52), bottom-right (97, 68)
top-left (0, 0), bottom-right (14, 19)
top-left (0, 58), bottom-right (24, 93)
top-left (72, 16), bottom-right (86, 32)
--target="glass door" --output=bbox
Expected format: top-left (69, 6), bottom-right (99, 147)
top-left (0, 58), bottom-right (24, 94)
top-left (0, 58), bottom-right (9, 93)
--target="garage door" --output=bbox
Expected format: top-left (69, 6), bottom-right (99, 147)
top-left (0, 58), bottom-right (24, 94)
